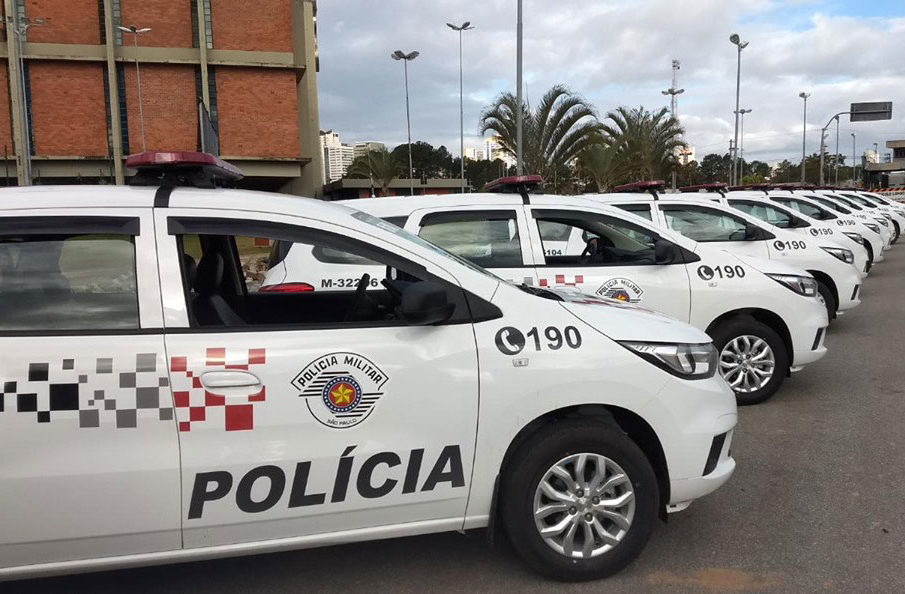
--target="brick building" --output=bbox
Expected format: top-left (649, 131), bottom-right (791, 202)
top-left (0, 0), bottom-right (322, 196)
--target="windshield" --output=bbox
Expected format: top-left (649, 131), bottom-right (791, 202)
top-left (350, 210), bottom-right (506, 283)
top-left (809, 195), bottom-right (850, 214)
top-left (840, 193), bottom-right (876, 208)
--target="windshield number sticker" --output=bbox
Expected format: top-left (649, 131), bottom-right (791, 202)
top-left (495, 326), bottom-right (581, 355)
top-left (773, 240), bottom-right (806, 251)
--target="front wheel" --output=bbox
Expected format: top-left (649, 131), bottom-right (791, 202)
top-left (710, 316), bottom-right (789, 405)
top-left (500, 420), bottom-right (658, 582)
top-left (816, 281), bottom-right (837, 322)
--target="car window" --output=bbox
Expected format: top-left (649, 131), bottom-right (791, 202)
top-left (532, 209), bottom-right (664, 266)
top-left (729, 201), bottom-right (798, 228)
top-left (808, 195), bottom-right (850, 214)
top-left (417, 211), bottom-right (523, 268)
top-left (840, 193), bottom-right (875, 208)
top-left (0, 234), bottom-right (139, 331)
top-left (773, 197), bottom-right (835, 220)
top-left (612, 203), bottom-right (653, 221)
top-left (828, 195), bottom-right (861, 210)
top-left (661, 205), bottom-right (750, 242)
top-left (172, 219), bottom-right (474, 329)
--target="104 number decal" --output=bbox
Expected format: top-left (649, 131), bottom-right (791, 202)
top-left (494, 326), bottom-right (582, 355)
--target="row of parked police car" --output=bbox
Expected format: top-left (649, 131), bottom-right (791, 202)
top-left (0, 151), bottom-right (901, 583)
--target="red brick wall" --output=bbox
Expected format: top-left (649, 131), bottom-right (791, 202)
top-left (210, 0), bottom-right (292, 52)
top-left (122, 64), bottom-right (197, 154)
top-left (29, 62), bottom-right (107, 156)
top-left (0, 64), bottom-right (12, 155)
top-left (25, 0), bottom-right (101, 44)
top-left (215, 68), bottom-right (299, 158)
top-left (120, 0), bottom-right (193, 48)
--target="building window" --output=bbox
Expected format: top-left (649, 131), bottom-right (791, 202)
top-left (115, 64), bottom-right (130, 151)
top-left (111, 0), bottom-right (122, 45)
top-left (894, 148), bottom-right (905, 160)
top-left (194, 66), bottom-right (219, 132)
top-left (97, 0), bottom-right (106, 41)
top-left (22, 62), bottom-right (34, 156)
top-left (190, 0), bottom-right (213, 49)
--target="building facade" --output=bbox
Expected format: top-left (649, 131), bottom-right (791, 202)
top-left (352, 140), bottom-right (384, 160)
top-left (320, 130), bottom-right (353, 183)
top-left (0, 0), bottom-right (321, 196)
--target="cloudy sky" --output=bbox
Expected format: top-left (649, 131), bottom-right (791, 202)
top-left (316, 0), bottom-right (905, 165)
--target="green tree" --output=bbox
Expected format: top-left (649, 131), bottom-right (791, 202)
top-left (699, 153), bottom-right (732, 183)
top-left (346, 148), bottom-right (400, 197)
top-left (479, 85), bottom-right (603, 179)
top-left (599, 106), bottom-right (686, 185)
top-left (465, 158), bottom-right (514, 190)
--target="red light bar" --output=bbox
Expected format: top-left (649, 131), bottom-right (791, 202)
top-left (612, 180), bottom-right (665, 193)
top-left (679, 183), bottom-right (728, 192)
top-left (126, 150), bottom-right (244, 182)
top-left (727, 183), bottom-right (771, 191)
top-left (484, 175), bottom-right (544, 193)
top-left (258, 282), bottom-right (315, 293)
top-left (772, 182), bottom-right (815, 189)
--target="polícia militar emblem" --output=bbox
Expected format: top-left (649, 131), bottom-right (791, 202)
top-left (292, 352), bottom-right (388, 429)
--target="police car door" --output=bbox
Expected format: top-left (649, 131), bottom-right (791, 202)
top-left (0, 210), bottom-right (180, 569)
top-left (657, 203), bottom-right (771, 259)
top-left (155, 209), bottom-right (479, 548)
top-left (525, 206), bottom-right (691, 321)
top-left (406, 208), bottom-right (538, 286)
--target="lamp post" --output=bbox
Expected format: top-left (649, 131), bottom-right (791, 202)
top-left (834, 115), bottom-right (840, 185)
top-left (873, 141), bottom-right (878, 164)
top-left (447, 21), bottom-right (474, 193)
top-left (851, 132), bottom-right (856, 186)
top-left (799, 92), bottom-right (810, 183)
top-left (391, 50), bottom-right (419, 196)
top-left (117, 25), bottom-right (151, 152)
top-left (662, 59), bottom-right (684, 190)
top-left (735, 108), bottom-right (751, 180)
top-left (515, 0), bottom-right (523, 175)
top-left (729, 33), bottom-right (749, 185)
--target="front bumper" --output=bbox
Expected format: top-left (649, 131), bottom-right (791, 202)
top-left (787, 296), bottom-right (829, 368)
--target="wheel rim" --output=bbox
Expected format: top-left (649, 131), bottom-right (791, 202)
top-left (532, 453), bottom-right (635, 559)
top-left (719, 334), bottom-right (775, 393)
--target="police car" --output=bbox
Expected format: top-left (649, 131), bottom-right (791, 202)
top-left (0, 153), bottom-right (737, 582)
top-left (797, 190), bottom-right (894, 249)
top-left (816, 189), bottom-right (903, 243)
top-left (758, 190), bottom-right (887, 268)
top-left (269, 181), bottom-right (830, 405)
top-left (684, 185), bottom-right (871, 279)
top-left (587, 183), bottom-right (864, 321)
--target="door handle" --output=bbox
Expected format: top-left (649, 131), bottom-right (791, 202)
top-left (200, 371), bottom-right (261, 390)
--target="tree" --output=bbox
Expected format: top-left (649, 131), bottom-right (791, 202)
top-left (465, 158), bottom-right (513, 191)
top-left (479, 85), bottom-right (602, 179)
top-left (598, 106), bottom-right (686, 186)
top-left (700, 153), bottom-right (732, 183)
top-left (346, 148), bottom-right (400, 196)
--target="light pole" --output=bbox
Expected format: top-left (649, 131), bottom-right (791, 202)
top-left (834, 115), bottom-right (840, 185)
top-left (873, 141), bottom-right (878, 164)
top-left (735, 108), bottom-right (751, 180)
top-left (516, 0), bottom-right (524, 175)
top-left (799, 92), bottom-right (809, 183)
top-left (662, 59), bottom-right (684, 190)
top-left (10, 19), bottom-right (34, 184)
top-left (447, 21), bottom-right (474, 193)
top-left (851, 132), bottom-right (856, 186)
top-left (391, 50), bottom-right (419, 195)
top-left (729, 33), bottom-right (749, 185)
top-left (118, 25), bottom-right (151, 152)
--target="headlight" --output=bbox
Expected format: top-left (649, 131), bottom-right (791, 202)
top-left (864, 223), bottom-right (880, 234)
top-left (820, 246), bottom-right (855, 264)
top-left (619, 341), bottom-right (717, 380)
top-left (842, 231), bottom-right (864, 245)
top-left (766, 273), bottom-right (818, 296)
top-left (874, 217), bottom-right (889, 227)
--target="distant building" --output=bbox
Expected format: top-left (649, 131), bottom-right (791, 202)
top-left (464, 147), bottom-right (485, 161)
top-left (353, 141), bottom-right (386, 159)
top-left (864, 140), bottom-right (905, 188)
top-left (465, 137), bottom-right (516, 167)
top-left (320, 130), bottom-right (354, 183)
top-left (678, 146), bottom-right (695, 166)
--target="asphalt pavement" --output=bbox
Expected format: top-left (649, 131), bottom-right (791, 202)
top-left (9, 246), bottom-right (905, 593)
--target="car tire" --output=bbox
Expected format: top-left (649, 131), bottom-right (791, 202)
top-left (864, 242), bottom-right (874, 272)
top-left (710, 316), bottom-right (789, 405)
top-left (891, 221), bottom-right (900, 244)
top-left (500, 419), bottom-right (658, 582)
top-left (816, 281), bottom-right (837, 322)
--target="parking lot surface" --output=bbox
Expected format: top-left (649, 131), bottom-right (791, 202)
top-left (10, 248), bottom-right (905, 593)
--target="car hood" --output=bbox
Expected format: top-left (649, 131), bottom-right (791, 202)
top-left (551, 288), bottom-right (712, 344)
top-left (731, 253), bottom-right (812, 277)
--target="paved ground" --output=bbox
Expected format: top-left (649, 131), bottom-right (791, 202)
top-left (9, 247), bottom-right (905, 593)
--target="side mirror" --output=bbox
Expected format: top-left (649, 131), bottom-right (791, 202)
top-left (398, 281), bottom-right (455, 325)
top-left (654, 238), bottom-right (677, 264)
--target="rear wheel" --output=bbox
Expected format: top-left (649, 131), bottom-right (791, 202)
top-left (501, 420), bottom-right (658, 582)
top-left (710, 316), bottom-right (789, 405)
top-left (816, 281), bottom-right (837, 322)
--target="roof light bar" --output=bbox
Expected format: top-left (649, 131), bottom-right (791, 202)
top-left (484, 175), bottom-right (544, 204)
top-left (126, 151), bottom-right (244, 188)
top-left (679, 183), bottom-right (729, 193)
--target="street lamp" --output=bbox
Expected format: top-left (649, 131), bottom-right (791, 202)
top-left (873, 141), bottom-right (879, 164)
top-left (735, 108), bottom-right (752, 180)
top-left (391, 50), bottom-right (419, 196)
top-left (729, 33), bottom-right (749, 185)
top-left (447, 21), bottom-right (474, 193)
top-left (799, 92), bottom-right (810, 183)
top-left (117, 25), bottom-right (152, 152)
top-left (662, 59), bottom-right (684, 190)
top-left (516, 0), bottom-right (523, 175)
top-left (851, 132), bottom-right (856, 186)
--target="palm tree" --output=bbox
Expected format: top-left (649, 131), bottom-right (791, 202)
top-left (346, 148), bottom-right (401, 196)
top-left (597, 106), bottom-right (686, 186)
top-left (479, 85), bottom-right (602, 180)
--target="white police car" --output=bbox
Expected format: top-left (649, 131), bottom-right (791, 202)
top-left (588, 183), bottom-right (864, 320)
top-left (0, 154), bottom-right (736, 582)
top-left (278, 180), bottom-right (830, 405)
top-left (799, 190), bottom-right (894, 249)
top-left (820, 189), bottom-right (903, 243)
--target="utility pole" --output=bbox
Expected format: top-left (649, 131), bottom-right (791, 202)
top-left (736, 108), bottom-right (751, 180)
top-left (851, 132), bottom-right (856, 187)
top-left (515, 0), bottom-right (524, 175)
top-left (799, 92), bottom-right (810, 183)
top-left (391, 50), bottom-right (419, 195)
top-left (834, 115), bottom-right (840, 186)
top-left (729, 34), bottom-right (749, 185)
top-left (118, 25), bottom-right (152, 152)
top-left (447, 21), bottom-right (474, 193)
top-left (661, 59), bottom-right (684, 190)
